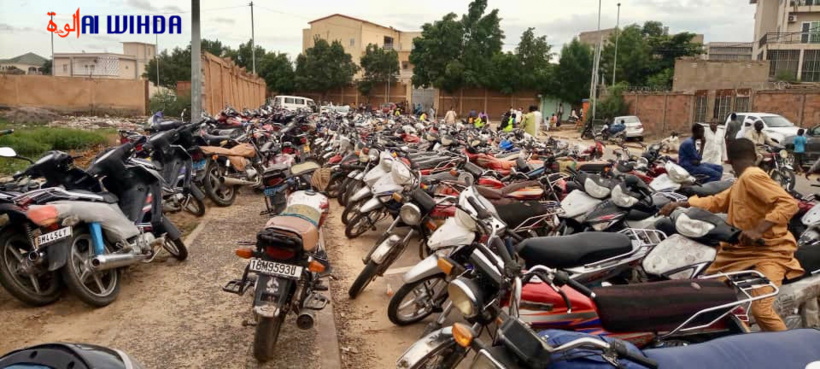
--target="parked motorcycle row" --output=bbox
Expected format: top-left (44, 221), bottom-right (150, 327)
top-left (312, 115), bottom-right (820, 368)
top-left (3, 105), bottom-right (820, 368)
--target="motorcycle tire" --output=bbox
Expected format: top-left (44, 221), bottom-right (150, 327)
top-left (61, 230), bottom-right (120, 307)
top-left (184, 194), bottom-right (206, 217)
top-left (253, 314), bottom-right (286, 362)
top-left (343, 180), bottom-right (364, 208)
top-left (342, 198), bottom-right (364, 225)
top-left (337, 177), bottom-right (352, 206)
top-left (202, 161), bottom-right (237, 207)
top-left (324, 175), bottom-right (342, 198)
top-left (406, 341), bottom-right (465, 368)
top-left (163, 237), bottom-right (188, 261)
top-left (388, 274), bottom-right (448, 326)
top-left (348, 260), bottom-right (379, 299)
top-left (345, 212), bottom-right (373, 239)
top-left (0, 228), bottom-right (63, 306)
top-left (772, 168), bottom-right (796, 191)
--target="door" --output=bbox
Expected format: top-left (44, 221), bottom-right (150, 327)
top-left (411, 88), bottom-right (435, 115)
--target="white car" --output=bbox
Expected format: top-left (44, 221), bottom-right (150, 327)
top-left (613, 115), bottom-right (645, 140)
top-left (272, 95), bottom-right (318, 112)
top-left (729, 113), bottom-right (799, 143)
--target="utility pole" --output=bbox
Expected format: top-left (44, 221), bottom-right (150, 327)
top-left (155, 33), bottom-right (160, 89)
top-left (591, 0), bottom-right (603, 123)
top-left (191, 0), bottom-right (202, 120)
top-left (250, 1), bottom-right (256, 75)
top-left (50, 12), bottom-right (54, 75)
top-left (612, 3), bottom-right (621, 87)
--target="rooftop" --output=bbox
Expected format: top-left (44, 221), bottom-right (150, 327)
top-left (308, 13), bottom-right (403, 32)
top-left (0, 52), bottom-right (48, 66)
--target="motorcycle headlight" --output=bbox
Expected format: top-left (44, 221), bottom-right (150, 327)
top-left (584, 177), bottom-right (611, 199)
top-left (359, 152), bottom-right (369, 162)
top-left (391, 163), bottom-right (413, 185)
top-left (454, 207), bottom-right (477, 231)
top-left (675, 212), bottom-right (715, 238)
top-left (380, 157), bottom-right (393, 171)
top-left (448, 277), bottom-right (482, 318)
top-left (399, 203), bottom-right (422, 226)
top-left (780, 149), bottom-right (789, 159)
top-left (611, 184), bottom-right (639, 208)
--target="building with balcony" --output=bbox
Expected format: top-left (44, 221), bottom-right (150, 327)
top-left (705, 42), bottom-right (754, 60)
top-left (753, 0), bottom-right (820, 81)
top-left (302, 14), bottom-right (421, 81)
top-left (53, 42), bottom-right (156, 80)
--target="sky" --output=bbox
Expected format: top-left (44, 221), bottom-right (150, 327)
top-left (0, 0), bottom-right (755, 61)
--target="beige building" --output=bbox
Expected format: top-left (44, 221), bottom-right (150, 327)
top-left (705, 42), bottom-right (754, 60)
top-left (302, 14), bottom-right (421, 81)
top-left (0, 53), bottom-right (47, 74)
top-left (753, 0), bottom-right (820, 81)
top-left (578, 28), bottom-right (703, 48)
top-left (672, 58), bottom-right (770, 92)
top-left (53, 42), bottom-right (155, 80)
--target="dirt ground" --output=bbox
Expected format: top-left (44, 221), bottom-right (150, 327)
top-left (0, 192), bottom-right (333, 368)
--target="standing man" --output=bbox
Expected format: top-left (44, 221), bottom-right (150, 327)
top-left (660, 138), bottom-right (803, 332)
top-left (679, 124), bottom-right (724, 183)
top-left (444, 106), bottom-right (457, 124)
top-left (725, 113), bottom-right (742, 147)
top-left (557, 103), bottom-right (564, 124)
top-left (702, 121), bottom-right (727, 165)
top-left (533, 106), bottom-right (543, 137)
top-left (522, 106), bottom-right (537, 137)
top-left (515, 107), bottom-right (524, 127)
top-left (428, 106), bottom-right (436, 121)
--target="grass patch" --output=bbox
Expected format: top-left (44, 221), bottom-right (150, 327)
top-left (0, 120), bottom-right (116, 175)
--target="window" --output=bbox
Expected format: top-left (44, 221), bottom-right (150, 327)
top-left (713, 93), bottom-right (732, 121)
top-left (735, 96), bottom-right (750, 113)
top-left (62, 64), bottom-right (68, 72)
top-left (284, 97), bottom-right (295, 104)
top-left (761, 115), bottom-right (795, 127)
top-left (350, 38), bottom-right (355, 47)
top-left (802, 22), bottom-right (820, 43)
top-left (402, 61), bottom-right (409, 70)
top-left (295, 98), bottom-right (305, 105)
top-left (694, 93), bottom-right (708, 122)
top-left (767, 49), bottom-right (800, 79)
top-left (803, 50), bottom-right (820, 81)
top-left (384, 36), bottom-right (394, 50)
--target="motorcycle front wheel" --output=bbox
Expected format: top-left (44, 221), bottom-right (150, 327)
top-left (342, 198), bottom-right (364, 225)
top-left (388, 274), bottom-right (448, 326)
top-left (771, 168), bottom-right (796, 191)
top-left (163, 237), bottom-right (188, 261)
top-left (348, 260), bottom-right (380, 299)
top-left (184, 194), bottom-right (206, 217)
top-left (0, 228), bottom-right (62, 306)
top-left (61, 230), bottom-right (120, 307)
top-left (345, 212), bottom-right (375, 239)
top-left (253, 314), bottom-right (286, 362)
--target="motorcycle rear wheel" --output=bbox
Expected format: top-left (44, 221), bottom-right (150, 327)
top-left (253, 314), bottom-right (286, 362)
top-left (203, 162), bottom-right (237, 207)
top-left (61, 231), bottom-right (120, 307)
top-left (0, 228), bottom-right (62, 306)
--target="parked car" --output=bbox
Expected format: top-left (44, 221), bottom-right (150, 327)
top-left (729, 112), bottom-right (800, 143)
top-left (783, 124), bottom-right (820, 169)
top-left (272, 95), bottom-right (318, 112)
top-left (613, 115), bottom-right (644, 141)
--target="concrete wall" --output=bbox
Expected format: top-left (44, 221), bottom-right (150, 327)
top-left (0, 74), bottom-right (147, 114)
top-left (438, 88), bottom-right (540, 121)
top-left (123, 42), bottom-right (156, 80)
top-left (672, 59), bottom-right (770, 92)
top-left (201, 52), bottom-right (267, 115)
top-left (293, 81), bottom-right (412, 109)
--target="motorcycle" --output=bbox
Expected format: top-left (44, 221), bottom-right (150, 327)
top-left (224, 182), bottom-right (331, 362)
top-left (759, 144), bottom-right (796, 191)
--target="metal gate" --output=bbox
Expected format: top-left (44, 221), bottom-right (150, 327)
top-left (411, 87), bottom-right (435, 112)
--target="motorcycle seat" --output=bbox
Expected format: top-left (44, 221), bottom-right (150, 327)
top-left (644, 329), bottom-right (820, 369)
top-left (593, 279), bottom-right (738, 333)
top-left (151, 120), bottom-right (184, 132)
top-left (67, 189), bottom-right (119, 204)
top-left (495, 201), bottom-right (549, 230)
top-left (681, 180), bottom-right (733, 197)
top-left (515, 232), bottom-right (633, 269)
top-left (201, 131), bottom-right (238, 146)
top-left (264, 215), bottom-right (319, 251)
top-left (200, 143), bottom-right (257, 159)
top-left (616, 162), bottom-right (634, 173)
top-left (477, 180), bottom-right (541, 200)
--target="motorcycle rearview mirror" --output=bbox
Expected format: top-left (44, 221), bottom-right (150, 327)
top-left (458, 172), bottom-right (475, 186)
top-left (0, 147), bottom-right (17, 158)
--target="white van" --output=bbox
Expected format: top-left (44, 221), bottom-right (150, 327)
top-left (272, 95), bottom-right (317, 112)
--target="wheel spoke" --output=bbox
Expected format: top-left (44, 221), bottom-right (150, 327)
top-left (92, 274), bottom-right (105, 293)
top-left (28, 275), bottom-right (41, 293)
top-left (79, 268), bottom-right (91, 283)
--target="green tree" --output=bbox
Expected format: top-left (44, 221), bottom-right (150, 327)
top-left (599, 25), bottom-right (652, 86)
top-left (201, 39), bottom-right (231, 57)
top-left (258, 52), bottom-right (295, 94)
top-left (358, 44), bottom-right (399, 99)
top-left (41, 59), bottom-right (52, 75)
top-left (552, 38), bottom-right (593, 105)
top-left (485, 52), bottom-right (521, 95)
top-left (143, 46), bottom-right (191, 88)
top-left (294, 37), bottom-right (359, 99)
top-left (224, 39), bottom-right (266, 71)
top-left (410, 0), bottom-right (503, 92)
top-left (596, 82), bottom-right (629, 119)
top-left (515, 27), bottom-right (553, 91)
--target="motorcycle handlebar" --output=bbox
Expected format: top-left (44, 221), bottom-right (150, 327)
top-left (467, 196), bottom-right (491, 220)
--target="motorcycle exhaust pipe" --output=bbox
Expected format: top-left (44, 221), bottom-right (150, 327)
top-left (296, 310), bottom-right (316, 330)
top-left (27, 251), bottom-right (44, 265)
top-left (221, 177), bottom-right (258, 186)
top-left (90, 253), bottom-right (148, 271)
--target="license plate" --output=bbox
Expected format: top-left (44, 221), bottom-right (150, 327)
top-left (264, 186), bottom-right (281, 197)
top-left (249, 258), bottom-right (302, 279)
top-left (304, 145), bottom-right (310, 153)
top-left (36, 227), bottom-right (72, 247)
top-left (193, 160), bottom-right (207, 171)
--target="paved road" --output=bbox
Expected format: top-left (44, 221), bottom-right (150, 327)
top-left (0, 192), bottom-right (339, 368)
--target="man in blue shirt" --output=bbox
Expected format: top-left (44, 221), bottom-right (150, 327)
top-left (679, 124), bottom-right (724, 183)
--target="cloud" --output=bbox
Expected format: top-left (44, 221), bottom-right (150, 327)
top-left (126, 0), bottom-right (156, 11)
top-left (162, 5), bottom-right (184, 13)
top-left (212, 17), bottom-right (235, 25)
top-left (0, 23), bottom-right (38, 33)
